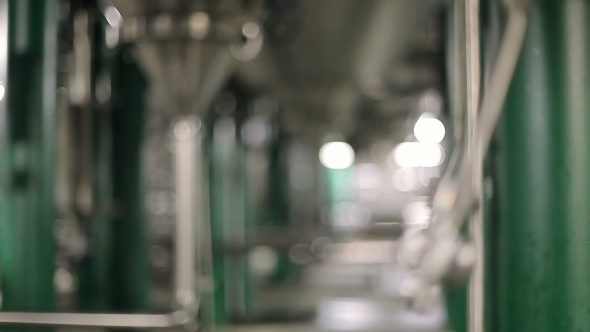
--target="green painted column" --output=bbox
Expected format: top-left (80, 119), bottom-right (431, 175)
top-left (325, 167), bottom-right (354, 208)
top-left (207, 115), bottom-right (228, 324)
top-left (78, 6), bottom-right (115, 312)
top-left (480, 0), bottom-right (501, 331)
top-left (0, 1), bottom-right (58, 331)
top-left (492, 1), bottom-right (590, 331)
top-left (110, 49), bottom-right (149, 315)
top-left (266, 132), bottom-right (293, 283)
top-left (208, 96), bottom-right (250, 324)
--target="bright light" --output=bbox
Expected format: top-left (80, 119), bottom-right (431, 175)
top-left (414, 115), bottom-right (445, 144)
top-left (392, 142), bottom-right (444, 168)
top-left (248, 246), bottom-right (278, 278)
top-left (0, 84), bottom-right (5, 101)
top-left (319, 141), bottom-right (355, 169)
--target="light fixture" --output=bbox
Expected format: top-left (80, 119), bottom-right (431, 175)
top-left (413, 114), bottom-right (445, 144)
top-left (392, 142), bottom-right (444, 168)
top-left (319, 141), bottom-right (355, 169)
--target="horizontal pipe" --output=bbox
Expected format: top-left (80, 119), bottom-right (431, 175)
top-left (220, 225), bottom-right (403, 253)
top-left (0, 312), bottom-right (183, 328)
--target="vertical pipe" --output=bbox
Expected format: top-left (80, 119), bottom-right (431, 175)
top-left (0, 1), bottom-right (58, 332)
top-left (493, 1), bottom-right (590, 331)
top-left (267, 132), bottom-right (293, 282)
top-left (111, 50), bottom-right (149, 316)
top-left (0, 0), bottom-right (7, 255)
top-left (208, 93), bottom-right (252, 323)
top-left (173, 118), bottom-right (199, 320)
top-left (445, 1), bottom-right (467, 331)
top-left (209, 114), bottom-right (236, 324)
top-left (479, 0), bottom-right (501, 330)
top-left (78, 8), bottom-right (114, 312)
top-left (234, 129), bottom-right (250, 319)
top-left (465, 1), bottom-right (483, 332)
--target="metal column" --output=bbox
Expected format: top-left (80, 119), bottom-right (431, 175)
top-left (0, 1), bottom-right (58, 331)
top-left (492, 1), bottom-right (590, 331)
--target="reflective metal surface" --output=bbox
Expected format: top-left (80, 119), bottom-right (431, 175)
top-left (0, 312), bottom-right (177, 328)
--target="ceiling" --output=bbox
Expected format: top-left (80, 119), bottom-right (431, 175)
top-left (237, 0), bottom-right (444, 146)
top-left (111, 0), bottom-right (445, 147)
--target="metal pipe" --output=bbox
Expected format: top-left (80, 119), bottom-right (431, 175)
top-left (173, 117), bottom-right (199, 316)
top-left (465, 0), bottom-right (483, 331)
top-left (0, 0), bottom-right (8, 192)
top-left (477, 7), bottom-right (528, 153)
top-left (434, 3), bottom-right (529, 230)
top-left (0, 312), bottom-right (179, 328)
top-left (72, 10), bottom-right (94, 217)
top-left (400, 0), bottom-right (529, 319)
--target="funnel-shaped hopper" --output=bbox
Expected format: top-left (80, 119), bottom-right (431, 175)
top-left (110, 0), bottom-right (262, 115)
top-left (135, 41), bottom-right (236, 115)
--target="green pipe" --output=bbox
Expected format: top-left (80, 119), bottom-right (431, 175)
top-left (208, 90), bottom-right (257, 324)
top-left (209, 112), bottom-right (251, 324)
top-left (266, 132), bottom-right (293, 283)
top-left (0, 1), bottom-right (58, 332)
top-left (480, 0), bottom-right (501, 331)
top-left (78, 7), bottom-right (115, 312)
top-left (492, 1), bottom-right (590, 330)
top-left (208, 121), bottom-right (228, 324)
top-left (110, 49), bottom-right (149, 315)
top-left (209, 116), bottom-right (248, 323)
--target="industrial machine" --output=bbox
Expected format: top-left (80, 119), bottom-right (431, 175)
top-left (0, 0), bottom-right (587, 332)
